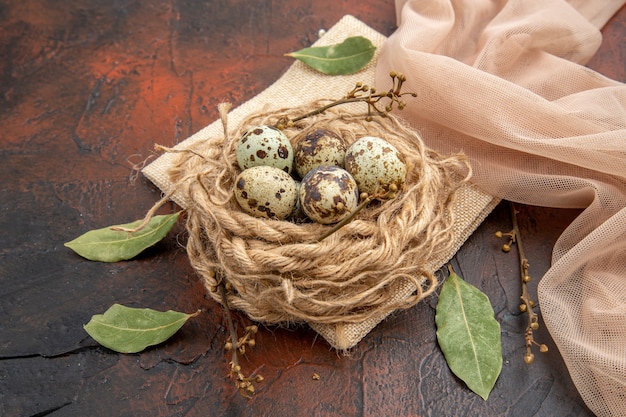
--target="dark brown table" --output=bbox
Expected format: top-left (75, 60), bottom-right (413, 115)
top-left (1, 1), bottom-right (624, 416)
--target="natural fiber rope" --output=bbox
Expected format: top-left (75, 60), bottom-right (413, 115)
top-left (166, 101), bottom-right (470, 325)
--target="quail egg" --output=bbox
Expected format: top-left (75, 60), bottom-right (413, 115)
top-left (299, 166), bottom-right (359, 224)
top-left (294, 129), bottom-right (346, 178)
top-left (344, 136), bottom-right (407, 195)
top-left (236, 125), bottom-right (294, 173)
top-left (234, 166), bottom-right (298, 220)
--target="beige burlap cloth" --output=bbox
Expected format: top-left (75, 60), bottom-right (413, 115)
top-left (377, 1), bottom-right (626, 417)
top-left (143, 15), bottom-right (498, 350)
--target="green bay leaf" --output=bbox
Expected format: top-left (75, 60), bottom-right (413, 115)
top-left (64, 212), bottom-right (180, 262)
top-left (84, 304), bottom-right (201, 353)
top-left (285, 36), bottom-right (376, 75)
top-left (435, 266), bottom-right (502, 400)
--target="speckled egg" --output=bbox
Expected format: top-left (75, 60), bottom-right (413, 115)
top-left (344, 136), bottom-right (407, 195)
top-left (236, 125), bottom-right (294, 173)
top-left (234, 166), bottom-right (298, 220)
top-left (294, 129), bottom-right (346, 178)
top-left (299, 166), bottom-right (359, 225)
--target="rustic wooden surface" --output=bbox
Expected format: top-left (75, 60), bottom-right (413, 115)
top-left (1, 1), bottom-right (624, 416)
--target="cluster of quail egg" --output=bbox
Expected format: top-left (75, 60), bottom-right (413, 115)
top-left (233, 124), bottom-right (407, 225)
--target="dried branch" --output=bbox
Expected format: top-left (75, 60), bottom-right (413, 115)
top-left (496, 202), bottom-right (548, 364)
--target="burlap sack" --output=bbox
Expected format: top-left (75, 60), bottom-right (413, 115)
top-left (143, 15), bottom-right (499, 350)
top-left (377, 1), bottom-right (626, 417)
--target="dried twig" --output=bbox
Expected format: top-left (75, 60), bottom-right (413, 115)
top-left (496, 202), bottom-right (548, 364)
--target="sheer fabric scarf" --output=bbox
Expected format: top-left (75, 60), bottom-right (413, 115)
top-left (376, 1), bottom-right (626, 416)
